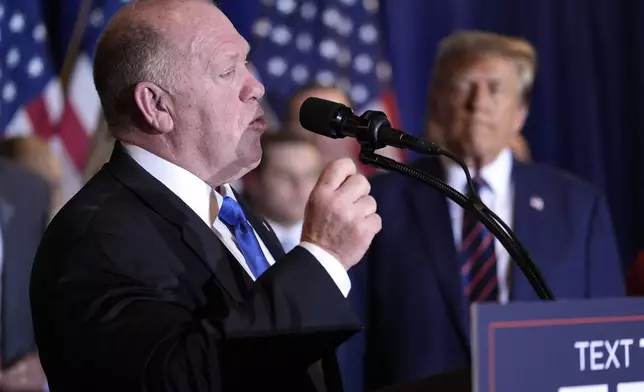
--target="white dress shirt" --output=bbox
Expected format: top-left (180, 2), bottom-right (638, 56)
top-left (265, 219), bottom-right (304, 254)
top-left (443, 148), bottom-right (514, 304)
top-left (124, 144), bottom-right (351, 297)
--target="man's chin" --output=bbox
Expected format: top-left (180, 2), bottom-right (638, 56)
top-left (237, 151), bottom-right (263, 176)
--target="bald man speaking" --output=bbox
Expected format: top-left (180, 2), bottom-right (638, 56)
top-left (29, 1), bottom-right (380, 391)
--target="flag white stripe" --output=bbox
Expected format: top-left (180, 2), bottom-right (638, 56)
top-left (49, 136), bottom-right (84, 204)
top-left (44, 79), bottom-right (64, 123)
top-left (5, 109), bottom-right (33, 136)
top-left (68, 55), bottom-right (101, 135)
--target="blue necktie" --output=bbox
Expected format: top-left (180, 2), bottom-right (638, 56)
top-left (218, 196), bottom-right (271, 279)
top-left (459, 176), bottom-right (499, 302)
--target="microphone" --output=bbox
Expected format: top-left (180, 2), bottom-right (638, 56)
top-left (299, 97), bottom-right (444, 154)
top-left (299, 96), bottom-right (554, 301)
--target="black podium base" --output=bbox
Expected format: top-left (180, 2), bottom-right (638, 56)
top-left (374, 367), bottom-right (471, 392)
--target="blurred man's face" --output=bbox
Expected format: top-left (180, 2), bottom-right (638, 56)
top-left (429, 55), bottom-right (528, 167)
top-left (286, 88), bottom-right (357, 165)
top-left (258, 142), bottom-right (323, 225)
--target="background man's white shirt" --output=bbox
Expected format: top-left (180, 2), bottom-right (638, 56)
top-left (444, 148), bottom-right (514, 304)
top-left (265, 219), bottom-right (303, 254)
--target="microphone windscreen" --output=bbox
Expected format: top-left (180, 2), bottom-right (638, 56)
top-left (299, 97), bottom-right (346, 137)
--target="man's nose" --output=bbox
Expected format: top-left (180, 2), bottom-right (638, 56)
top-left (466, 83), bottom-right (492, 111)
top-left (241, 68), bottom-right (265, 102)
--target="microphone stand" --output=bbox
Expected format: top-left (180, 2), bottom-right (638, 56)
top-left (358, 148), bottom-right (555, 301)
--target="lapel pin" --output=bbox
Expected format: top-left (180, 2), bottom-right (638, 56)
top-left (530, 196), bottom-right (544, 211)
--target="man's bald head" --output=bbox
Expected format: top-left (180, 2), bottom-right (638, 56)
top-left (93, 0), bottom-right (266, 186)
top-left (92, 0), bottom-right (221, 130)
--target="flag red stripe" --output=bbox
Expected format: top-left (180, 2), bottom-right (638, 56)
top-left (381, 89), bottom-right (409, 163)
top-left (26, 96), bottom-right (55, 139)
top-left (381, 89), bottom-right (400, 128)
top-left (355, 89), bottom-right (404, 176)
top-left (57, 101), bottom-right (90, 172)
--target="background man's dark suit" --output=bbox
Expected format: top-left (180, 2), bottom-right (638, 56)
top-left (30, 144), bottom-right (361, 392)
top-left (0, 158), bottom-right (49, 368)
top-left (338, 157), bottom-right (625, 392)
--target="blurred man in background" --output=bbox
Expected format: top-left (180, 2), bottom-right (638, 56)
top-left (285, 84), bottom-right (359, 166)
top-left (285, 84), bottom-right (401, 174)
top-left (0, 157), bottom-right (49, 391)
top-left (244, 131), bottom-right (323, 252)
top-left (0, 136), bottom-right (63, 219)
top-left (339, 30), bottom-right (625, 392)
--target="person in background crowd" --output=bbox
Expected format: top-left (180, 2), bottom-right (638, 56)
top-left (0, 136), bottom-right (63, 218)
top-left (285, 84), bottom-right (359, 165)
top-left (0, 156), bottom-right (49, 392)
top-left (428, 105), bottom-right (532, 162)
top-left (339, 29), bottom-right (625, 392)
top-left (29, 1), bottom-right (379, 391)
top-left (244, 131), bottom-right (323, 253)
top-left (285, 84), bottom-right (401, 174)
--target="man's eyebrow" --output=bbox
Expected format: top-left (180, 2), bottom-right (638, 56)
top-left (222, 52), bottom-right (240, 61)
top-left (221, 45), bottom-right (250, 61)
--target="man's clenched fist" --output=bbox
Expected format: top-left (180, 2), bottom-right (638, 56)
top-left (301, 158), bottom-right (382, 270)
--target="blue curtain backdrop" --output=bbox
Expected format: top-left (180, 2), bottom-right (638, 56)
top-left (204, 0), bottom-right (644, 278)
top-left (224, 0), bottom-right (644, 273)
top-left (35, 0), bottom-right (643, 278)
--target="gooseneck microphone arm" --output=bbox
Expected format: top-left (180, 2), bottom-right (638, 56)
top-left (298, 97), bottom-right (555, 301)
top-left (358, 149), bottom-right (554, 301)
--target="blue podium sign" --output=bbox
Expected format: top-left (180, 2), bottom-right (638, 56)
top-left (472, 298), bottom-right (644, 392)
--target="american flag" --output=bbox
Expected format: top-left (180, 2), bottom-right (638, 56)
top-left (55, 0), bottom-right (132, 202)
top-left (248, 0), bottom-right (402, 171)
top-left (0, 0), bottom-right (64, 154)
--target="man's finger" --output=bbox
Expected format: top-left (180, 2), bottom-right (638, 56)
top-left (316, 158), bottom-right (358, 191)
top-left (336, 174), bottom-right (371, 203)
top-left (353, 195), bottom-right (377, 217)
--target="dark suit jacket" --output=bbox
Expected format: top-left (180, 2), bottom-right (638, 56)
top-left (0, 158), bottom-right (49, 369)
top-left (30, 143), bottom-right (361, 392)
top-left (338, 157), bottom-right (625, 392)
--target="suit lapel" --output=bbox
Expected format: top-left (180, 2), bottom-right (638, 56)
top-left (510, 162), bottom-right (548, 301)
top-left (409, 158), bottom-right (471, 349)
top-left (182, 219), bottom-right (251, 302)
top-left (105, 142), bottom-right (248, 303)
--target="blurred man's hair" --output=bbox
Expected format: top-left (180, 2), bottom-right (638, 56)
top-left (0, 135), bottom-right (58, 183)
top-left (431, 30), bottom-right (537, 104)
top-left (287, 83), bottom-right (350, 114)
top-left (256, 130), bottom-right (318, 172)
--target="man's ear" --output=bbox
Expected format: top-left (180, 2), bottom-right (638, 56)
top-left (133, 82), bottom-right (174, 134)
top-left (512, 104), bottom-right (529, 135)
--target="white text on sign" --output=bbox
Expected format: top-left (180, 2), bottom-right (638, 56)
top-left (573, 340), bottom-right (639, 371)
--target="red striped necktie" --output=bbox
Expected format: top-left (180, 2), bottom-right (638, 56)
top-left (459, 176), bottom-right (499, 303)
